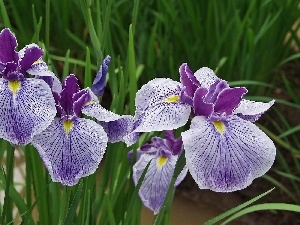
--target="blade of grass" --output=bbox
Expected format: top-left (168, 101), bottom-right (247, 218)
top-left (203, 188), bottom-right (274, 225)
top-left (222, 203), bottom-right (300, 224)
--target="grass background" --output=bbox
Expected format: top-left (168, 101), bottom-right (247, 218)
top-left (0, 0), bottom-right (300, 224)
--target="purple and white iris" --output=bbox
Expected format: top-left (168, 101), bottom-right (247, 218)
top-left (0, 28), bottom-right (56, 145)
top-left (133, 78), bottom-right (191, 132)
top-left (180, 63), bottom-right (276, 192)
top-left (129, 131), bottom-right (187, 214)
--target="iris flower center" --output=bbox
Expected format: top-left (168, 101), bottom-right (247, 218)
top-left (164, 95), bottom-right (179, 103)
top-left (157, 156), bottom-right (168, 168)
top-left (213, 121), bottom-right (225, 135)
top-left (63, 120), bottom-right (74, 135)
top-left (8, 80), bottom-right (21, 95)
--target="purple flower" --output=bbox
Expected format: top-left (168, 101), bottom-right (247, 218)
top-left (88, 57), bottom-right (139, 146)
top-left (92, 55), bottom-right (111, 97)
top-left (32, 75), bottom-right (109, 186)
top-left (0, 28), bottom-right (56, 145)
top-left (180, 63), bottom-right (276, 192)
top-left (129, 131), bottom-right (188, 214)
top-left (133, 78), bottom-right (191, 132)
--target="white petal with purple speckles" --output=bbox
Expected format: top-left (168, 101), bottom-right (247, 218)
top-left (32, 118), bottom-right (108, 186)
top-left (194, 67), bottom-right (219, 88)
top-left (134, 78), bottom-right (191, 132)
top-left (234, 99), bottom-right (275, 122)
top-left (182, 115), bottom-right (276, 192)
top-left (82, 103), bottom-right (121, 122)
top-left (0, 78), bottom-right (56, 145)
top-left (133, 154), bottom-right (186, 214)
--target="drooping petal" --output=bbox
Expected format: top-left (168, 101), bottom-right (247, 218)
top-left (214, 87), bottom-right (248, 116)
top-left (0, 78), bottom-right (56, 145)
top-left (19, 44), bottom-right (43, 73)
top-left (100, 115), bottom-right (139, 145)
top-left (27, 59), bottom-right (62, 93)
top-left (82, 103), bottom-right (121, 122)
top-left (92, 55), bottom-right (111, 97)
top-left (32, 118), bottom-right (108, 186)
top-left (182, 115), bottom-right (276, 192)
top-left (179, 63), bottom-right (199, 97)
top-left (134, 78), bottom-right (191, 132)
top-left (193, 87), bottom-right (213, 117)
top-left (133, 153), bottom-right (186, 214)
top-left (0, 28), bottom-right (18, 64)
top-left (194, 67), bottom-right (219, 89)
top-left (234, 99), bottom-right (275, 122)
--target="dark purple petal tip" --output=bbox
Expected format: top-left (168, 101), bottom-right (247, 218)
top-left (0, 28), bottom-right (18, 64)
top-left (92, 55), bottom-right (111, 97)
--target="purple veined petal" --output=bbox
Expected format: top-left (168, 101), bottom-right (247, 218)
top-left (0, 28), bottom-right (18, 64)
top-left (133, 153), bottom-right (185, 214)
top-left (60, 75), bottom-right (80, 115)
top-left (32, 117), bottom-right (108, 186)
top-left (214, 87), bottom-right (248, 116)
top-left (172, 136), bottom-right (183, 156)
top-left (123, 131), bottom-right (140, 147)
top-left (205, 80), bottom-right (229, 104)
top-left (73, 90), bottom-right (91, 116)
top-left (194, 67), bottom-right (219, 89)
top-left (82, 103), bottom-right (121, 122)
top-left (134, 78), bottom-right (191, 132)
top-left (179, 63), bottom-right (199, 98)
top-left (26, 58), bottom-right (63, 93)
top-left (2, 61), bottom-right (23, 80)
top-left (19, 44), bottom-right (43, 73)
top-left (182, 115), bottom-right (276, 192)
top-left (234, 99), bottom-right (275, 122)
top-left (133, 101), bottom-right (191, 132)
top-left (193, 87), bottom-right (214, 117)
top-left (92, 55), bottom-right (111, 97)
top-left (100, 115), bottom-right (139, 145)
top-left (127, 145), bottom-right (157, 163)
top-left (0, 78), bottom-right (56, 145)
top-left (135, 78), bottom-right (183, 119)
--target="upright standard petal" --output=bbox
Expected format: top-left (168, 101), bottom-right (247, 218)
top-left (0, 28), bottom-right (18, 64)
top-left (92, 55), bottom-right (111, 97)
top-left (182, 115), bottom-right (276, 192)
top-left (134, 78), bottom-right (191, 132)
top-left (194, 67), bottom-right (219, 89)
top-left (0, 78), bottom-right (56, 145)
top-left (32, 118), bottom-right (108, 186)
top-left (133, 153), bottom-right (187, 214)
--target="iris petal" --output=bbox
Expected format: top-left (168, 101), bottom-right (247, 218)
top-left (134, 78), bottom-right (191, 132)
top-left (133, 154), bottom-right (187, 214)
top-left (194, 67), bottom-right (219, 89)
top-left (182, 115), bottom-right (276, 192)
top-left (0, 78), bottom-right (56, 145)
top-left (234, 99), bottom-right (275, 122)
top-left (0, 28), bottom-right (18, 64)
top-left (32, 118), bottom-right (108, 186)
top-left (82, 103), bottom-right (121, 122)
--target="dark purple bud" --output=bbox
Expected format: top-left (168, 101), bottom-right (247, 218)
top-left (92, 55), bottom-right (111, 97)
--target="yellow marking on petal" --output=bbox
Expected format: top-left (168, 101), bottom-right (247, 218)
top-left (213, 121), bottom-right (225, 135)
top-left (164, 95), bottom-right (179, 103)
top-left (32, 59), bottom-right (42, 65)
top-left (156, 156), bottom-right (168, 168)
top-left (8, 81), bottom-right (21, 95)
top-left (85, 100), bottom-right (95, 106)
top-left (63, 120), bottom-right (74, 135)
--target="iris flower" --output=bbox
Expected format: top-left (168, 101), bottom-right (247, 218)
top-left (129, 130), bottom-right (187, 214)
top-left (32, 75), bottom-right (111, 186)
top-left (133, 78), bottom-right (191, 132)
top-left (0, 28), bottom-right (56, 145)
top-left (89, 56), bottom-right (139, 146)
top-left (180, 63), bottom-right (276, 192)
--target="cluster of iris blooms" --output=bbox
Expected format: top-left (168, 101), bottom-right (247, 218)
top-left (0, 28), bottom-right (276, 214)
